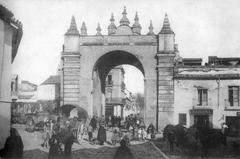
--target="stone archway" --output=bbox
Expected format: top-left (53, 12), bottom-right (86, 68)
top-left (91, 50), bottom-right (145, 118)
top-left (60, 8), bottom-right (177, 130)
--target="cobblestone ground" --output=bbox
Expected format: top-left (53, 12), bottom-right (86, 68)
top-left (12, 124), bottom-right (166, 159)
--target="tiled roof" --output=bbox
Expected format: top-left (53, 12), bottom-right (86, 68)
top-left (41, 75), bottom-right (60, 85)
top-left (0, 4), bottom-right (23, 63)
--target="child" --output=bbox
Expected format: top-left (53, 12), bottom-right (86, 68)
top-left (111, 125), bottom-right (120, 145)
top-left (87, 124), bottom-right (93, 142)
top-left (142, 128), bottom-right (147, 141)
top-left (138, 128), bottom-right (142, 140)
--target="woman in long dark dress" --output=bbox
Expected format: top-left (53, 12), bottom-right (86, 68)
top-left (0, 128), bottom-right (24, 159)
top-left (48, 131), bottom-right (63, 159)
top-left (97, 125), bottom-right (106, 145)
top-left (114, 139), bottom-right (134, 159)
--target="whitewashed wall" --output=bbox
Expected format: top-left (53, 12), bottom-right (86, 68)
top-left (174, 78), bottom-right (240, 129)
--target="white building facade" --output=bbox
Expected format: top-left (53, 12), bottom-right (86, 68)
top-left (173, 58), bottom-right (240, 136)
top-left (0, 5), bottom-right (22, 148)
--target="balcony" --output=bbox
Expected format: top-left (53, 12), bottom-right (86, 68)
top-left (192, 98), bottom-right (212, 109)
top-left (224, 99), bottom-right (240, 110)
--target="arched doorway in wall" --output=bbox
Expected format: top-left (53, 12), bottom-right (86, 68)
top-left (92, 50), bottom-right (145, 119)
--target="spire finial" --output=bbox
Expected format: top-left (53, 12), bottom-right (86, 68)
top-left (147, 20), bottom-right (155, 35)
top-left (81, 22), bottom-right (87, 36)
top-left (96, 23), bottom-right (102, 35)
top-left (65, 16), bottom-right (79, 35)
top-left (134, 12), bottom-right (139, 22)
top-left (159, 13), bottom-right (174, 34)
top-left (110, 13), bottom-right (115, 22)
top-left (120, 6), bottom-right (130, 26)
top-left (163, 13), bottom-right (170, 27)
top-left (123, 6), bottom-right (127, 15)
top-left (132, 11), bottom-right (141, 35)
top-left (108, 13), bottom-right (117, 35)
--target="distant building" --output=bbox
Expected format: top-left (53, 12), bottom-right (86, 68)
top-left (38, 75), bottom-right (60, 101)
top-left (12, 76), bottom-right (60, 121)
top-left (0, 5), bottom-right (22, 148)
top-left (174, 56), bottom-right (240, 136)
top-left (123, 94), bottom-right (141, 118)
top-left (105, 66), bottom-right (126, 118)
top-left (18, 80), bottom-right (38, 102)
top-left (37, 75), bottom-right (60, 112)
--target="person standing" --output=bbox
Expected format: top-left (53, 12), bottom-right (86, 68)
top-left (100, 115), bottom-right (106, 127)
top-left (221, 122), bottom-right (229, 146)
top-left (97, 125), bottom-right (106, 145)
top-left (64, 130), bottom-right (74, 159)
top-left (108, 116), bottom-right (112, 128)
top-left (90, 116), bottom-right (97, 131)
top-left (114, 139), bottom-right (134, 159)
top-left (0, 128), bottom-right (24, 159)
top-left (147, 123), bottom-right (155, 139)
top-left (168, 131), bottom-right (175, 153)
top-left (48, 131), bottom-right (62, 159)
top-left (111, 124), bottom-right (120, 145)
top-left (61, 122), bottom-right (74, 159)
top-left (117, 116), bottom-right (121, 128)
top-left (87, 124), bottom-right (93, 142)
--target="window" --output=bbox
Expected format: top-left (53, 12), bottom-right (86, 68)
top-left (179, 113), bottom-right (186, 125)
top-left (229, 86), bottom-right (239, 106)
top-left (107, 75), bottom-right (112, 85)
top-left (11, 82), bottom-right (14, 92)
top-left (198, 89), bottom-right (208, 106)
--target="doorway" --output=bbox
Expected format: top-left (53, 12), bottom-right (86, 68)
top-left (194, 115), bottom-right (210, 128)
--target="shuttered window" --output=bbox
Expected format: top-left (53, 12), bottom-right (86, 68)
top-left (198, 89), bottom-right (208, 106)
top-left (179, 113), bottom-right (186, 125)
top-left (229, 86), bottom-right (239, 106)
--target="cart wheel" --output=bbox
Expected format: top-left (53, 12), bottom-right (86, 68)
top-left (25, 117), bottom-right (35, 132)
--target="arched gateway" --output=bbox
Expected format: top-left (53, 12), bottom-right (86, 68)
top-left (60, 7), bottom-right (177, 130)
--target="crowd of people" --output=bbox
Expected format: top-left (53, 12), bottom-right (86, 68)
top-left (0, 114), bottom-right (156, 159)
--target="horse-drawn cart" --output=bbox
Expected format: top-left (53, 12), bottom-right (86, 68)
top-left (25, 112), bottom-right (58, 132)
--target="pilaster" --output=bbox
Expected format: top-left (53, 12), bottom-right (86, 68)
top-left (156, 53), bottom-right (175, 130)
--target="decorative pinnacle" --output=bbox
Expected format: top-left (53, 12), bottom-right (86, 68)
top-left (65, 16), bottom-right (79, 35)
top-left (108, 13), bottom-right (117, 35)
top-left (122, 6), bottom-right (127, 15)
top-left (134, 12), bottom-right (139, 22)
top-left (159, 13), bottom-right (174, 34)
top-left (110, 13), bottom-right (115, 22)
top-left (81, 22), bottom-right (87, 36)
top-left (163, 13), bottom-right (170, 26)
top-left (96, 23), bottom-right (102, 35)
top-left (120, 6), bottom-right (130, 26)
top-left (132, 11), bottom-right (141, 35)
top-left (147, 20), bottom-right (155, 35)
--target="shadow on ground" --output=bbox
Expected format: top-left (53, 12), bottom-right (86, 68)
top-left (153, 138), bottom-right (240, 159)
top-left (24, 142), bottom-right (165, 159)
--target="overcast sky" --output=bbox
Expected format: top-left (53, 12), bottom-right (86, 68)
top-left (1, 0), bottom-right (240, 94)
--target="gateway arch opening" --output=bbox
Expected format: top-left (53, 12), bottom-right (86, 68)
top-left (92, 50), bottom-right (145, 119)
